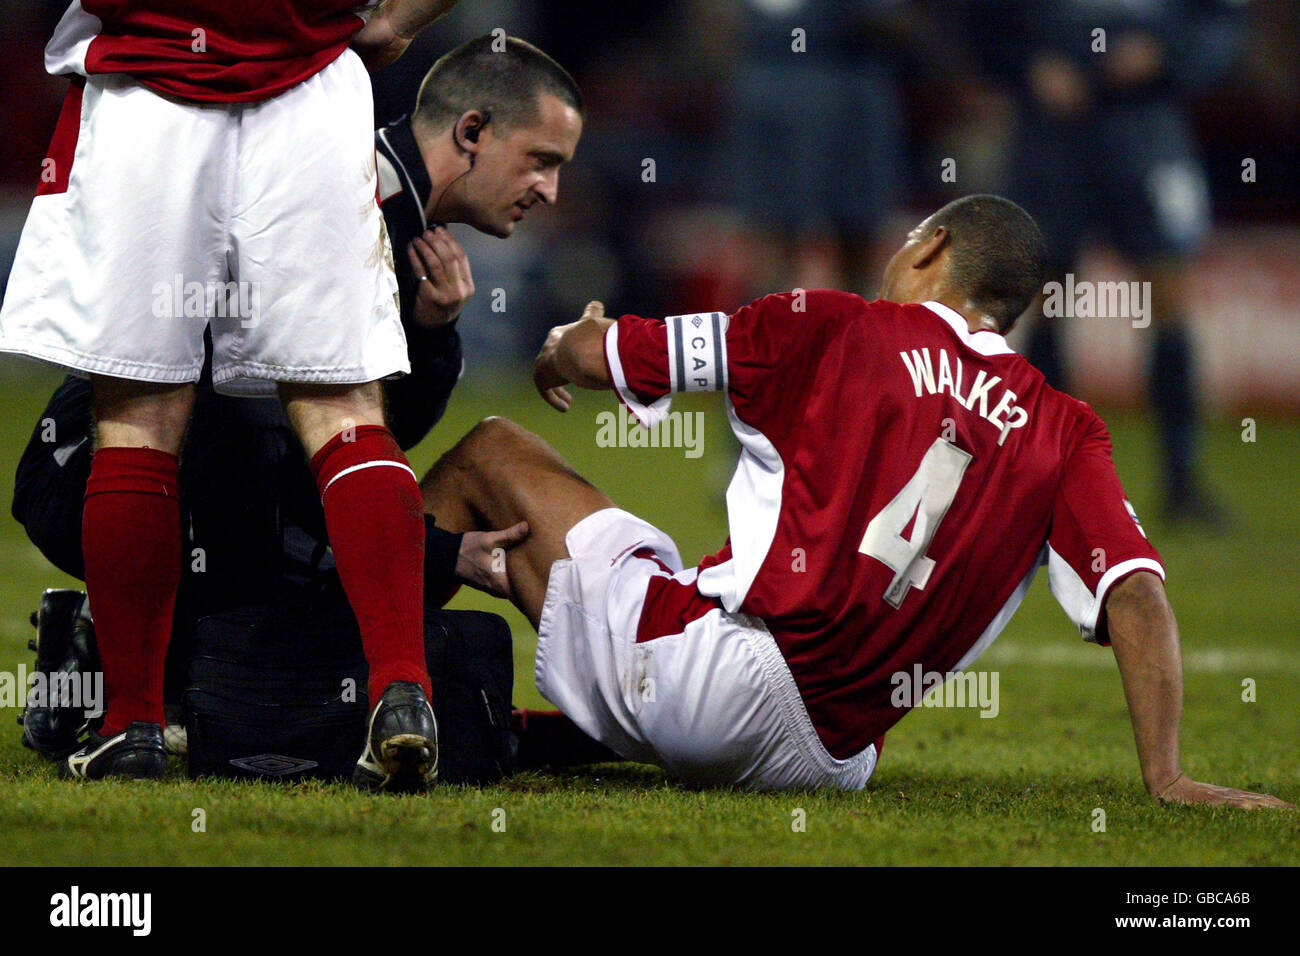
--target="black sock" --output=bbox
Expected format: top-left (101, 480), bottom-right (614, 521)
top-left (1150, 323), bottom-right (1199, 505)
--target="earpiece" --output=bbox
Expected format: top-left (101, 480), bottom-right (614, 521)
top-left (461, 124), bottom-right (478, 167)
top-left (457, 110), bottom-right (492, 147)
top-left (433, 111), bottom-right (492, 220)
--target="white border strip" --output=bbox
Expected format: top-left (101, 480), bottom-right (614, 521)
top-left (605, 322), bottom-right (672, 428)
top-left (922, 300), bottom-right (1015, 356)
top-left (320, 459), bottom-right (417, 499)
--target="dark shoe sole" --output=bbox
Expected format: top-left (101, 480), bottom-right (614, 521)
top-left (60, 720), bottom-right (167, 781)
top-left (353, 733), bottom-right (437, 793)
top-left (60, 751), bottom-right (166, 780)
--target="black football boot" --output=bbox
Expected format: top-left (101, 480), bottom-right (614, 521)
top-left (353, 681), bottom-right (439, 793)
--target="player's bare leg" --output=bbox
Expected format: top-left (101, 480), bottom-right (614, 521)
top-left (63, 378), bottom-right (195, 779)
top-left (281, 380), bottom-right (437, 792)
top-left (92, 378), bottom-right (196, 454)
top-left (420, 416), bottom-right (616, 628)
top-left (280, 380), bottom-right (383, 457)
top-left (422, 418), bottom-right (627, 771)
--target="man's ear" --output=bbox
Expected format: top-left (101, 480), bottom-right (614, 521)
top-left (911, 225), bottom-right (950, 270)
top-left (454, 110), bottom-right (489, 154)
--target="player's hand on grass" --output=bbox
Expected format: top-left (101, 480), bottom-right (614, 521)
top-left (352, 0), bottom-right (461, 70)
top-left (1154, 773), bottom-right (1294, 810)
top-left (456, 521), bottom-right (530, 599)
top-left (408, 227), bottom-right (475, 327)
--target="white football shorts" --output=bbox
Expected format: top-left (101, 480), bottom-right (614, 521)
top-left (536, 508), bottom-right (878, 791)
top-left (0, 49), bottom-right (405, 396)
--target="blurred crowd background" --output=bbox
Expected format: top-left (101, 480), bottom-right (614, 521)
top-left (2, 0), bottom-right (1298, 413)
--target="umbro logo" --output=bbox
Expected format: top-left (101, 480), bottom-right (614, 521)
top-left (229, 754), bottom-right (319, 777)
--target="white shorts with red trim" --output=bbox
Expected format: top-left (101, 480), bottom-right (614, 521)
top-left (536, 508), bottom-right (878, 791)
top-left (0, 49), bottom-right (404, 396)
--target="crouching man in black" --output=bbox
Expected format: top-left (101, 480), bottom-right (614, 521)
top-left (14, 35), bottom-right (613, 784)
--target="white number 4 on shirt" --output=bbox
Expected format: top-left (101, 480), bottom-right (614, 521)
top-left (859, 438), bottom-right (972, 608)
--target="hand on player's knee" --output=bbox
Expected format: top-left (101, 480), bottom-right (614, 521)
top-left (456, 521), bottom-right (530, 600)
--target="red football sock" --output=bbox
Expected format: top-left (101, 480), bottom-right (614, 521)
top-left (311, 425), bottom-right (430, 704)
top-left (82, 447), bottom-right (182, 739)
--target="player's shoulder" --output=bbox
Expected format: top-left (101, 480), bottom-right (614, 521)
top-left (739, 288), bottom-right (872, 319)
top-left (854, 298), bottom-right (1021, 362)
top-left (1036, 380), bottom-right (1113, 454)
top-left (726, 289), bottom-right (879, 351)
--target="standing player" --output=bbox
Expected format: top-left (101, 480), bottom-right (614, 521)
top-left (12, 36), bottom-right (585, 771)
top-left (419, 195), bottom-right (1290, 807)
top-left (718, 0), bottom-right (908, 296)
top-left (0, 0), bottom-right (461, 790)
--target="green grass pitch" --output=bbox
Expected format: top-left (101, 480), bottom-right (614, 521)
top-left (0, 361), bottom-right (1295, 866)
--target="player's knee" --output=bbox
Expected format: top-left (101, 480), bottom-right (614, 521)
top-left (430, 417), bottom-right (519, 486)
top-left (91, 380), bottom-right (195, 454)
top-left (459, 416), bottom-right (533, 461)
top-left (468, 415), bottom-right (525, 440)
top-left (442, 416), bottom-right (572, 510)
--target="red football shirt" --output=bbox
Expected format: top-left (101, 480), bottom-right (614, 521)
top-left (606, 292), bottom-right (1164, 759)
top-left (45, 1), bottom-right (380, 103)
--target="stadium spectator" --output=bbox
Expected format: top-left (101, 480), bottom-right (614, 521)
top-left (715, 0), bottom-right (911, 297)
top-left (417, 195), bottom-right (1291, 807)
top-left (964, 0), bottom-right (1251, 524)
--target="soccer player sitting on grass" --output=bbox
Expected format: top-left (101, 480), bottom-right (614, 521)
top-left (416, 195), bottom-right (1292, 806)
